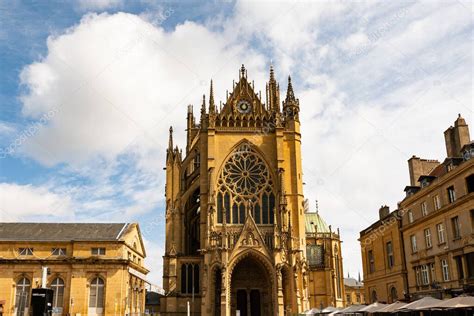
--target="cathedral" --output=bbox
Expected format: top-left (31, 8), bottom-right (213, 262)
top-left (161, 65), bottom-right (345, 315)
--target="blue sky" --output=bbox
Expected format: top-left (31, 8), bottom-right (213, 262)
top-left (0, 0), bottom-right (472, 285)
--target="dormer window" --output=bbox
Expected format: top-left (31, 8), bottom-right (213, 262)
top-left (463, 147), bottom-right (474, 161)
top-left (419, 175), bottom-right (436, 188)
top-left (404, 186), bottom-right (420, 197)
top-left (421, 179), bottom-right (429, 188)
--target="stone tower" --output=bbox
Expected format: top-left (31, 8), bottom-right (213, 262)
top-left (161, 65), bottom-right (344, 315)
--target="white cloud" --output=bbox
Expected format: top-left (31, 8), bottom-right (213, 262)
top-left (77, 0), bottom-right (123, 11)
top-left (143, 236), bottom-right (164, 287)
top-left (0, 183), bottom-right (73, 221)
top-left (227, 0), bottom-right (472, 278)
top-left (15, 1), bottom-right (473, 285)
top-left (19, 12), bottom-right (265, 167)
top-left (0, 122), bottom-right (15, 135)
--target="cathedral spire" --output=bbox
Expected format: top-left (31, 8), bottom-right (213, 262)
top-left (209, 80), bottom-right (215, 114)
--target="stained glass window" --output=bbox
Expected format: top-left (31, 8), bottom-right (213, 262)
top-left (216, 143), bottom-right (275, 225)
top-left (217, 193), bottom-right (223, 223)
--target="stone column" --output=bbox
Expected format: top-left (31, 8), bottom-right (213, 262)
top-left (276, 265), bottom-right (285, 315)
top-left (221, 267), bottom-right (228, 316)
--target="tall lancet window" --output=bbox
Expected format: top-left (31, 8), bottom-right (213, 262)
top-left (217, 143), bottom-right (275, 224)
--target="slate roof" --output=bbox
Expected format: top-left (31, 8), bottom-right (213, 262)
top-left (305, 211), bottom-right (330, 233)
top-left (0, 223), bottom-right (129, 241)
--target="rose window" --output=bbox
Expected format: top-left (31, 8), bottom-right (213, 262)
top-left (216, 143), bottom-right (275, 225)
top-left (222, 149), bottom-right (269, 195)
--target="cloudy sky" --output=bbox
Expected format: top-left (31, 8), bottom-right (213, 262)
top-left (0, 0), bottom-right (472, 286)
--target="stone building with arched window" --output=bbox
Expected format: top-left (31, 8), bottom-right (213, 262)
top-left (161, 65), bottom-right (346, 315)
top-left (0, 222), bottom-right (148, 316)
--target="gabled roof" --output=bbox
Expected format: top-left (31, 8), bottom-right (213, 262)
top-left (219, 65), bottom-right (267, 116)
top-left (0, 223), bottom-right (129, 241)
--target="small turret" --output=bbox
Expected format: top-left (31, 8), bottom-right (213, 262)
top-left (282, 76), bottom-right (300, 121)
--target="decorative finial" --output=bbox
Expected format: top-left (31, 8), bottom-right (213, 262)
top-left (240, 64), bottom-right (246, 78)
top-left (270, 64), bottom-right (275, 82)
top-left (315, 199), bottom-right (319, 213)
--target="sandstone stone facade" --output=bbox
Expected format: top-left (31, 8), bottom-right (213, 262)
top-left (161, 65), bottom-right (345, 315)
top-left (0, 223), bottom-right (148, 316)
top-left (360, 115), bottom-right (474, 302)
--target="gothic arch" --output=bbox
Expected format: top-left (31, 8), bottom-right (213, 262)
top-left (228, 248), bottom-right (275, 277)
top-left (216, 140), bottom-right (277, 225)
top-left (227, 249), bottom-right (277, 315)
top-left (217, 139), bottom-right (276, 182)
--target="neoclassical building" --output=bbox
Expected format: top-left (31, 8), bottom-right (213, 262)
top-left (161, 65), bottom-right (345, 315)
top-left (0, 222), bottom-right (148, 316)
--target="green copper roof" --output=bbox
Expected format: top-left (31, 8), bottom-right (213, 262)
top-left (305, 212), bottom-right (330, 233)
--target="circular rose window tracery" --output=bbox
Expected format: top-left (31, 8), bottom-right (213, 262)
top-left (222, 149), bottom-right (269, 195)
top-left (216, 143), bottom-right (275, 225)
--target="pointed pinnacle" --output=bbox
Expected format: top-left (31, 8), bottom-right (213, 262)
top-left (240, 64), bottom-right (246, 78)
top-left (209, 80), bottom-right (215, 113)
top-left (201, 94), bottom-right (206, 114)
top-left (286, 75), bottom-right (296, 102)
top-left (168, 126), bottom-right (173, 149)
top-left (270, 64), bottom-right (275, 82)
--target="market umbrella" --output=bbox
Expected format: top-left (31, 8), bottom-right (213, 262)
top-left (395, 297), bottom-right (442, 311)
top-left (358, 302), bottom-right (388, 312)
top-left (375, 301), bottom-right (407, 312)
top-left (432, 296), bottom-right (474, 309)
top-left (335, 304), bottom-right (366, 314)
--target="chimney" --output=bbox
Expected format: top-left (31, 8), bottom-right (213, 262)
top-left (407, 156), bottom-right (440, 186)
top-left (444, 114), bottom-right (470, 158)
top-left (379, 205), bottom-right (390, 219)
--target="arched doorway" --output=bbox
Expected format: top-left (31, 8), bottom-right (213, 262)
top-left (230, 255), bottom-right (272, 316)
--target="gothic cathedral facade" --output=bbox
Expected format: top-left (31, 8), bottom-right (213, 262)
top-left (161, 65), bottom-right (345, 315)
